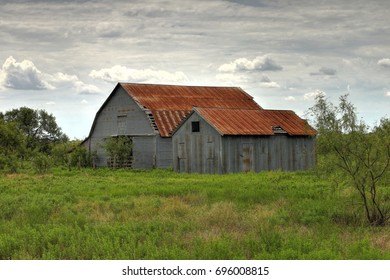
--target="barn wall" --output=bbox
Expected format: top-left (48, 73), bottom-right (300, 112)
top-left (172, 113), bottom-right (222, 173)
top-left (221, 135), bottom-right (316, 173)
top-left (173, 112), bottom-right (316, 174)
top-left (156, 136), bottom-right (173, 169)
top-left (87, 86), bottom-right (156, 167)
top-left (132, 136), bottom-right (155, 169)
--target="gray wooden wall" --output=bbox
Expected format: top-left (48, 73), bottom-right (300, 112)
top-left (173, 112), bottom-right (316, 173)
top-left (173, 113), bottom-right (222, 173)
top-left (84, 87), bottom-right (157, 168)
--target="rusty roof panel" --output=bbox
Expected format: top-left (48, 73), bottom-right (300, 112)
top-left (120, 83), bottom-right (262, 137)
top-left (121, 83), bottom-right (256, 100)
top-left (195, 108), bottom-right (316, 136)
top-left (152, 110), bottom-right (191, 137)
top-left (121, 83), bottom-right (261, 110)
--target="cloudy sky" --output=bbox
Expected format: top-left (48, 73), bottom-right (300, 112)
top-left (0, 0), bottom-right (389, 139)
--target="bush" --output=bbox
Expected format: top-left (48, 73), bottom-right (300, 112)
top-left (33, 154), bottom-right (52, 174)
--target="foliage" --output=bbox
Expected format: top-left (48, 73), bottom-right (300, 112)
top-left (0, 169), bottom-right (389, 260)
top-left (307, 93), bottom-right (390, 226)
top-left (101, 136), bottom-right (133, 168)
top-left (32, 153), bottom-right (52, 174)
top-left (0, 119), bottom-right (26, 172)
top-left (3, 107), bottom-right (68, 153)
top-left (51, 142), bottom-right (95, 169)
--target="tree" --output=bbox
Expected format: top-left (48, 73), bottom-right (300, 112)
top-left (3, 107), bottom-right (68, 153)
top-left (102, 136), bottom-right (133, 168)
top-left (0, 119), bottom-right (26, 172)
top-left (307, 93), bottom-right (390, 226)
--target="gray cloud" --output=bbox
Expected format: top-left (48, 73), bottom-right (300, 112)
top-left (218, 55), bottom-right (283, 73)
top-left (1, 0), bottom-right (389, 138)
top-left (378, 58), bottom-right (390, 68)
top-left (310, 67), bottom-right (337, 76)
top-left (89, 65), bottom-right (189, 84)
top-left (260, 75), bottom-right (281, 88)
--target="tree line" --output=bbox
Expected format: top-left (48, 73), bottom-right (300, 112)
top-left (0, 107), bottom-right (92, 173)
top-left (0, 106), bottom-right (133, 173)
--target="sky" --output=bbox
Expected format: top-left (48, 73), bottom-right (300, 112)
top-left (0, 0), bottom-right (389, 139)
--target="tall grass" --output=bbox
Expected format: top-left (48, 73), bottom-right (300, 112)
top-left (0, 169), bottom-right (389, 259)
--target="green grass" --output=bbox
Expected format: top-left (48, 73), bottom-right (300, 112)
top-left (0, 168), bottom-right (389, 259)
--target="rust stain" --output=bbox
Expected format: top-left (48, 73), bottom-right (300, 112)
top-left (121, 83), bottom-right (261, 137)
top-left (195, 107), bottom-right (317, 136)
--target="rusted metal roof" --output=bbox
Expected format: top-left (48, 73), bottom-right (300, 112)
top-left (120, 83), bottom-right (262, 137)
top-left (151, 110), bottom-right (191, 138)
top-left (194, 107), bottom-right (316, 136)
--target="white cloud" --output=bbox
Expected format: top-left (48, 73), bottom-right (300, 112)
top-left (215, 73), bottom-right (248, 84)
top-left (0, 57), bottom-right (102, 95)
top-left (303, 90), bottom-right (325, 100)
top-left (378, 58), bottom-right (390, 68)
top-left (81, 99), bottom-right (88, 104)
top-left (259, 75), bottom-right (280, 88)
top-left (89, 65), bottom-right (189, 84)
top-left (48, 72), bottom-right (102, 95)
top-left (284, 96), bottom-right (296, 101)
top-left (386, 91), bottom-right (390, 97)
top-left (218, 55), bottom-right (283, 73)
top-left (45, 101), bottom-right (56, 105)
top-left (0, 56), bottom-right (54, 90)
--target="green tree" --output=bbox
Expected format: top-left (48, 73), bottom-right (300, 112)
top-left (0, 119), bottom-right (26, 172)
top-left (307, 93), bottom-right (390, 226)
top-left (3, 107), bottom-right (68, 153)
top-left (102, 136), bottom-right (133, 168)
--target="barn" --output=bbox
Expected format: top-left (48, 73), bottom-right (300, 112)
top-left (82, 82), bottom-right (261, 169)
top-left (82, 82), bottom-right (316, 172)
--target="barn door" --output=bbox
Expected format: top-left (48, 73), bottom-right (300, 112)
top-left (242, 143), bottom-right (254, 172)
top-left (206, 141), bottom-right (215, 174)
top-left (178, 143), bottom-right (187, 172)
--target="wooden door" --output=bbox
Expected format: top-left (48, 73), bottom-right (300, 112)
top-left (242, 143), bottom-right (254, 172)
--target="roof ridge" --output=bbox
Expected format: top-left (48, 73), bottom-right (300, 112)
top-left (119, 82), bottom-right (243, 89)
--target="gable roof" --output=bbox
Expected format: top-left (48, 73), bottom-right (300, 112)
top-left (120, 83), bottom-right (262, 137)
top-left (192, 107), bottom-right (316, 136)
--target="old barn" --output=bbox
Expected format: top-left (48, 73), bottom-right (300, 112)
top-left (82, 82), bottom-right (316, 172)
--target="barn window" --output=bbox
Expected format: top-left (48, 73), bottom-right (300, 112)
top-left (117, 115), bottom-right (127, 135)
top-left (192, 121), bottom-right (200, 132)
top-left (272, 126), bottom-right (287, 134)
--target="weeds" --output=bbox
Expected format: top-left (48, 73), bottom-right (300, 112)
top-left (0, 169), bottom-right (389, 259)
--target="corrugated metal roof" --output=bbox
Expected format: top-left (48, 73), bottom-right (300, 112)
top-left (194, 107), bottom-right (316, 136)
top-left (120, 83), bottom-right (262, 137)
top-left (152, 110), bottom-right (191, 138)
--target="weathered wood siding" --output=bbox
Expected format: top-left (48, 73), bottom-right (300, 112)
top-left (172, 112), bottom-right (316, 173)
top-left (156, 136), bottom-right (173, 169)
top-left (220, 135), bottom-right (316, 173)
top-left (173, 113), bottom-right (222, 173)
top-left (85, 87), bottom-right (156, 168)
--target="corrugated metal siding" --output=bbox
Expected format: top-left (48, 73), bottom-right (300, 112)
top-left (120, 83), bottom-right (262, 137)
top-left (195, 108), bottom-right (316, 136)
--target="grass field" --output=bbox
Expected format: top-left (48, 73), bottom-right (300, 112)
top-left (0, 168), bottom-right (389, 260)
